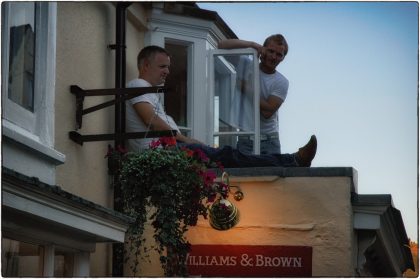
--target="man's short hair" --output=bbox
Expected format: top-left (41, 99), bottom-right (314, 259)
top-left (263, 34), bottom-right (288, 56)
top-left (137, 45), bottom-right (169, 69)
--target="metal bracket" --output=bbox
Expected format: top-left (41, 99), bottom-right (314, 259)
top-left (69, 85), bottom-right (172, 145)
top-left (69, 130), bottom-right (178, 146)
top-left (70, 85), bottom-right (166, 129)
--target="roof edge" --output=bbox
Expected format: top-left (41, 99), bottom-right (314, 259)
top-left (163, 2), bottom-right (238, 39)
top-left (2, 167), bottom-right (134, 225)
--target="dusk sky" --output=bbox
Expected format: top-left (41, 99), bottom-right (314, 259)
top-left (198, 1), bottom-right (419, 241)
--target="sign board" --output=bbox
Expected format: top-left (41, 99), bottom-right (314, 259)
top-left (187, 244), bottom-right (312, 277)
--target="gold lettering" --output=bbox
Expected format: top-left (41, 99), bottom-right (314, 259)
top-left (280, 257), bottom-right (292, 267)
top-left (293, 257), bottom-right (302, 267)
top-left (255, 254), bottom-right (264, 267)
top-left (231, 256), bottom-right (237, 266)
top-left (210, 256), bottom-right (219, 266)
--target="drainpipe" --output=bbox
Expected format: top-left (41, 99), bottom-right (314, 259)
top-left (112, 2), bottom-right (131, 277)
top-left (115, 2), bottom-right (131, 148)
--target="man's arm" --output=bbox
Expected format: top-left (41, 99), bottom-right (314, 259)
top-left (133, 102), bottom-right (204, 144)
top-left (219, 40), bottom-right (283, 119)
top-left (260, 95), bottom-right (283, 119)
top-left (218, 39), bottom-right (263, 55)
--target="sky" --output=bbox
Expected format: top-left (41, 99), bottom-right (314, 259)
top-left (198, 1), bottom-right (419, 241)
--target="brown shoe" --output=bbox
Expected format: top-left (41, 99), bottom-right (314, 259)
top-left (296, 135), bottom-right (317, 167)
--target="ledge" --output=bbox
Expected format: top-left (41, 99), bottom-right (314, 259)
top-left (218, 166), bottom-right (355, 177)
top-left (2, 167), bottom-right (133, 245)
top-left (214, 167), bottom-right (358, 192)
top-left (2, 167), bottom-right (132, 224)
top-left (2, 120), bottom-right (66, 165)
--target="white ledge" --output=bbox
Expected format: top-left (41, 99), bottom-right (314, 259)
top-left (2, 120), bottom-right (65, 165)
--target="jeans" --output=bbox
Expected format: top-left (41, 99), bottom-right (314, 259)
top-left (179, 143), bottom-right (298, 168)
top-left (237, 138), bottom-right (281, 155)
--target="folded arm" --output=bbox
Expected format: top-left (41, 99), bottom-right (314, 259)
top-left (260, 95), bottom-right (283, 119)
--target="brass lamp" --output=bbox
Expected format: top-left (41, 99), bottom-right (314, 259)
top-left (209, 198), bottom-right (240, 230)
top-left (209, 172), bottom-right (243, 230)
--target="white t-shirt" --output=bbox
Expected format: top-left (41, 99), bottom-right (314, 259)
top-left (125, 78), bottom-right (179, 151)
top-left (259, 70), bottom-right (289, 134)
top-left (224, 55), bottom-right (289, 135)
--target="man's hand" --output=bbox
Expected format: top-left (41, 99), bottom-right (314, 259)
top-left (177, 134), bottom-right (205, 145)
top-left (260, 95), bottom-right (283, 119)
top-left (219, 39), bottom-right (262, 53)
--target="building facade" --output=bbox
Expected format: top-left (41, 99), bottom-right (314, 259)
top-left (1, 2), bottom-right (414, 277)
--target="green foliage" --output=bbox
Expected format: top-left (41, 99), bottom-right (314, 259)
top-left (118, 138), bottom-right (227, 276)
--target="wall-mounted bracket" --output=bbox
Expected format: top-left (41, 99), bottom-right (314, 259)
top-left (70, 85), bottom-right (166, 129)
top-left (69, 130), bottom-right (178, 146)
top-left (69, 85), bottom-right (174, 145)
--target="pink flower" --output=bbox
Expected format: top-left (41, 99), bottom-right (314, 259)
top-left (160, 136), bottom-right (177, 147)
top-left (216, 161), bottom-right (224, 172)
top-left (193, 148), bottom-right (209, 163)
top-left (181, 147), bottom-right (194, 157)
top-left (216, 182), bottom-right (229, 198)
top-left (149, 139), bottom-right (161, 149)
top-left (202, 170), bottom-right (216, 185)
top-left (149, 137), bottom-right (176, 149)
top-left (207, 193), bottom-right (217, 203)
top-left (105, 144), bottom-right (127, 158)
top-left (116, 145), bottom-right (128, 154)
top-left (105, 144), bottom-right (114, 158)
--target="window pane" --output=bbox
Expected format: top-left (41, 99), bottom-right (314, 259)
top-left (8, 2), bottom-right (35, 112)
top-left (164, 42), bottom-right (188, 127)
top-left (54, 250), bottom-right (74, 277)
top-left (2, 238), bottom-right (44, 277)
top-left (213, 54), bottom-right (256, 148)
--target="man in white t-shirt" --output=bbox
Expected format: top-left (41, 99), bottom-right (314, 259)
top-left (125, 45), bottom-right (203, 151)
top-left (219, 34), bottom-right (306, 155)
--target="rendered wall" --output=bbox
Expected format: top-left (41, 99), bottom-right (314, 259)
top-left (54, 2), bottom-right (146, 276)
top-left (127, 167), bottom-right (357, 277)
top-left (55, 1), bottom-right (115, 210)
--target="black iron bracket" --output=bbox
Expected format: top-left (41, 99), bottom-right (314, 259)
top-left (69, 85), bottom-right (175, 145)
top-left (69, 130), bottom-right (178, 146)
top-left (70, 85), bottom-right (166, 129)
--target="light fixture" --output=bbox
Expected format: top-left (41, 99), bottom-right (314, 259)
top-left (209, 172), bottom-right (244, 230)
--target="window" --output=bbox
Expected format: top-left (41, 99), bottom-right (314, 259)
top-left (1, 238), bottom-right (77, 277)
top-left (209, 48), bottom-right (261, 153)
top-left (164, 41), bottom-right (191, 135)
top-left (145, 8), bottom-right (213, 143)
top-left (1, 2), bottom-right (56, 145)
top-left (54, 249), bottom-right (74, 277)
top-left (7, 3), bottom-right (35, 112)
top-left (144, 5), bottom-right (259, 145)
top-left (2, 238), bottom-right (44, 277)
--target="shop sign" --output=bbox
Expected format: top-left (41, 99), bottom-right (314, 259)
top-left (187, 244), bottom-right (312, 277)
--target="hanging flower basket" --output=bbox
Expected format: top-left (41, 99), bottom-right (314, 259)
top-left (116, 137), bottom-right (229, 276)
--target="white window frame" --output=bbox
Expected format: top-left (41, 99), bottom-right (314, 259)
top-left (164, 38), bottom-right (194, 136)
top-left (1, 238), bottom-right (90, 277)
top-left (208, 48), bottom-right (261, 154)
top-left (1, 2), bottom-right (64, 167)
top-left (144, 6), bottom-right (214, 143)
top-left (146, 34), bottom-right (197, 137)
top-left (2, 2), bottom-right (57, 150)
